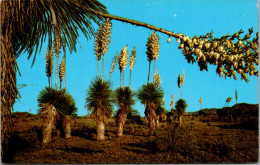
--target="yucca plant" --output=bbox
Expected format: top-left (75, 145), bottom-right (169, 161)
top-left (119, 45), bottom-right (128, 87)
top-left (37, 87), bottom-right (77, 143)
top-left (114, 87), bottom-right (135, 136)
top-left (175, 99), bottom-right (188, 126)
top-left (181, 71), bottom-right (185, 98)
top-left (129, 47), bottom-right (136, 88)
top-left (61, 35), bottom-right (67, 88)
top-left (155, 102), bottom-right (166, 128)
top-left (85, 78), bottom-right (114, 141)
top-left (137, 83), bottom-right (164, 136)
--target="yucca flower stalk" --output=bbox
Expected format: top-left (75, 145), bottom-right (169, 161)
top-left (54, 26), bottom-right (61, 90)
top-left (146, 32), bottom-right (160, 83)
top-left (129, 47), bottom-right (136, 88)
top-left (101, 19), bottom-right (112, 81)
top-left (94, 24), bottom-right (103, 77)
top-left (177, 73), bottom-right (181, 98)
top-left (94, 19), bottom-right (112, 80)
top-left (61, 35), bottom-right (66, 88)
top-left (181, 71), bottom-right (185, 98)
top-left (170, 94), bottom-right (175, 108)
top-left (59, 57), bottom-right (65, 89)
top-left (235, 89), bottom-right (238, 104)
top-left (45, 47), bottom-right (53, 88)
top-left (108, 52), bottom-right (119, 80)
top-left (199, 97), bottom-right (202, 109)
top-left (119, 45), bottom-right (128, 88)
top-left (153, 69), bottom-right (161, 88)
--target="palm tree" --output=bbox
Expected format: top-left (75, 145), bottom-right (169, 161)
top-left (1, 0), bottom-right (107, 159)
top-left (175, 99), bottom-right (188, 126)
top-left (85, 78), bottom-right (114, 141)
top-left (114, 87), bottom-right (135, 136)
top-left (137, 83), bottom-right (164, 136)
top-left (225, 97), bottom-right (232, 106)
top-left (37, 87), bottom-right (77, 143)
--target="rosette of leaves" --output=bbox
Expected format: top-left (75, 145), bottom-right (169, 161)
top-left (176, 28), bottom-right (258, 82)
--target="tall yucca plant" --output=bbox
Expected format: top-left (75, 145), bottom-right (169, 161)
top-left (129, 47), bottom-right (136, 88)
top-left (146, 32), bottom-right (160, 83)
top-left (85, 78), bottom-right (114, 141)
top-left (114, 87), bottom-right (135, 136)
top-left (119, 45), bottom-right (128, 88)
top-left (37, 87), bottom-right (77, 143)
top-left (137, 83), bottom-right (164, 136)
top-left (45, 47), bottom-right (54, 88)
top-left (175, 99), bottom-right (188, 126)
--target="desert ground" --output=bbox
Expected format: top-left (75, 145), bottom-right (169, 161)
top-left (6, 108), bottom-right (258, 164)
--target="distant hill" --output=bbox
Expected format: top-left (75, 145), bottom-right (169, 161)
top-left (11, 112), bottom-right (38, 119)
top-left (187, 103), bottom-right (258, 115)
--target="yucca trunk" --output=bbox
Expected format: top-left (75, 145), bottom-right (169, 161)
top-left (42, 104), bottom-right (58, 144)
top-left (155, 116), bottom-right (160, 129)
top-left (96, 120), bottom-right (105, 140)
top-left (116, 112), bottom-right (127, 137)
top-left (146, 102), bottom-right (156, 136)
top-left (178, 115), bottom-right (182, 126)
top-left (62, 115), bottom-right (71, 138)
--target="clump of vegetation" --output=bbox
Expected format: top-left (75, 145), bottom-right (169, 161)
top-left (137, 83), bottom-right (164, 136)
top-left (85, 78), bottom-right (113, 141)
top-left (37, 87), bottom-right (77, 143)
top-left (114, 87), bottom-right (135, 136)
top-left (175, 99), bottom-right (188, 125)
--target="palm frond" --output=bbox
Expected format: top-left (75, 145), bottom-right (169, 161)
top-left (3, 0), bottom-right (108, 66)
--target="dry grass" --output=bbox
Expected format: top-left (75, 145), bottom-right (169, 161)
top-left (6, 113), bottom-right (259, 163)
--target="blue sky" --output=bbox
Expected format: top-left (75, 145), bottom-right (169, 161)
top-left (13, 0), bottom-right (259, 116)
